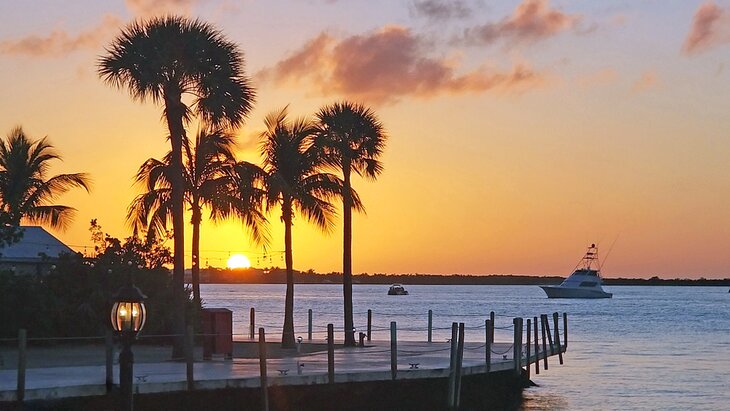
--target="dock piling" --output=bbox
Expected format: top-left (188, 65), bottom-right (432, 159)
top-left (512, 318), bottom-right (521, 376)
top-left (553, 312), bottom-right (564, 365)
top-left (543, 314), bottom-right (554, 356)
top-left (541, 315), bottom-right (548, 370)
top-left (258, 327), bottom-right (268, 411)
top-left (367, 309), bottom-right (372, 341)
top-left (455, 323), bottom-right (465, 409)
top-left (427, 309), bottom-right (433, 343)
top-left (308, 309), bottom-right (312, 341)
top-left (390, 322), bottom-right (397, 380)
top-left (563, 312), bottom-right (568, 351)
top-left (485, 319), bottom-right (491, 372)
top-left (327, 324), bottom-right (335, 384)
top-left (17, 329), bottom-right (26, 402)
top-left (185, 325), bottom-right (195, 390)
top-left (533, 317), bottom-right (540, 375)
top-left (489, 311), bottom-right (495, 343)
top-left (250, 308), bottom-right (255, 340)
top-left (105, 329), bottom-right (114, 392)
top-left (526, 318), bottom-right (531, 379)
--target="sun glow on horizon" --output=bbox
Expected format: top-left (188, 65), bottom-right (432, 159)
top-left (227, 254), bottom-right (251, 269)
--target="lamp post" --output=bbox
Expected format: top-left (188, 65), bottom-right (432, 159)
top-left (110, 264), bottom-right (147, 411)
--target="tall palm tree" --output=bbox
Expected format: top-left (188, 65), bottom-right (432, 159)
top-left (0, 126), bottom-right (90, 230)
top-left (260, 107), bottom-right (356, 348)
top-left (128, 128), bottom-right (266, 307)
top-left (99, 16), bottom-right (255, 350)
top-left (316, 101), bottom-right (386, 346)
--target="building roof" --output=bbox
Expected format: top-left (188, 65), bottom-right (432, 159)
top-left (0, 226), bottom-right (74, 262)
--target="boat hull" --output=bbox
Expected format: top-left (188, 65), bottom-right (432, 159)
top-left (540, 286), bottom-right (612, 299)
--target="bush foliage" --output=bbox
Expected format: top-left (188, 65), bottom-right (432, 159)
top-left (0, 231), bottom-right (195, 339)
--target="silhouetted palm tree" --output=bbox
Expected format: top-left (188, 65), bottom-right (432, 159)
top-left (0, 126), bottom-right (90, 230)
top-left (99, 16), bottom-right (255, 350)
top-left (128, 128), bottom-right (266, 307)
top-left (260, 107), bottom-right (355, 348)
top-left (316, 101), bottom-right (386, 346)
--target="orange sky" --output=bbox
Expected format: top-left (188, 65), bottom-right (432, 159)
top-left (1, 0), bottom-right (730, 278)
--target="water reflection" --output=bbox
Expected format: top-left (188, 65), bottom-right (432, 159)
top-left (520, 387), bottom-right (569, 410)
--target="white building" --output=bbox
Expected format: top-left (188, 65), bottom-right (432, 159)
top-left (0, 226), bottom-right (74, 275)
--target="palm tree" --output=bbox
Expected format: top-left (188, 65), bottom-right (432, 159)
top-left (128, 128), bottom-right (266, 307)
top-left (0, 126), bottom-right (90, 230)
top-left (99, 16), bottom-right (255, 350)
top-left (259, 107), bottom-right (355, 348)
top-left (316, 101), bottom-right (386, 346)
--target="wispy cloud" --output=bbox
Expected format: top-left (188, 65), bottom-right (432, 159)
top-left (683, 1), bottom-right (730, 55)
top-left (577, 68), bottom-right (618, 89)
top-left (461, 0), bottom-right (581, 46)
top-left (410, 0), bottom-right (474, 21)
top-left (124, 0), bottom-right (205, 17)
top-left (0, 14), bottom-right (122, 57)
top-left (632, 70), bottom-right (660, 92)
top-left (258, 26), bottom-right (546, 104)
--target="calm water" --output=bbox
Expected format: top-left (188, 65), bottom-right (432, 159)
top-left (201, 284), bottom-right (730, 410)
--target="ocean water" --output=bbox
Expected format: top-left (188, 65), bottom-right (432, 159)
top-left (201, 284), bottom-right (730, 410)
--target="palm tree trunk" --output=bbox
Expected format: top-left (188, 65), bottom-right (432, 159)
top-left (164, 88), bottom-right (187, 358)
top-left (191, 204), bottom-right (202, 309)
top-left (282, 197), bottom-right (296, 348)
top-left (342, 163), bottom-right (355, 346)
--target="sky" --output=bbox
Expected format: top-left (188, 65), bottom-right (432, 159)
top-left (1, 0), bottom-right (729, 278)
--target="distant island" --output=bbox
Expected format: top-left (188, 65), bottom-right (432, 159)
top-left (191, 267), bottom-right (730, 286)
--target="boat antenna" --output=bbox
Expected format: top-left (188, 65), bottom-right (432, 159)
top-left (598, 234), bottom-right (620, 272)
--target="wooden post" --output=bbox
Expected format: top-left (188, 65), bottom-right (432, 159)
top-left (17, 329), bottom-right (26, 402)
top-left (526, 318), bottom-right (531, 380)
top-left (447, 322), bottom-right (458, 410)
top-left (563, 312), bottom-right (568, 351)
top-left (485, 319), bottom-right (491, 372)
top-left (185, 325), bottom-right (195, 391)
top-left (512, 318), bottom-right (520, 375)
top-left (541, 315), bottom-right (548, 370)
top-left (543, 314), bottom-right (554, 356)
top-left (553, 312), bottom-right (564, 365)
top-left (427, 309), bottom-right (433, 343)
top-left (534, 317), bottom-right (540, 375)
top-left (308, 309), bottom-right (313, 341)
top-left (390, 322), bottom-right (397, 380)
top-left (250, 308), bottom-right (256, 340)
top-left (258, 328), bottom-right (269, 411)
top-left (327, 324), bottom-right (335, 384)
top-left (105, 329), bottom-right (114, 392)
top-left (454, 322), bottom-right (465, 409)
top-left (489, 311), bottom-right (495, 343)
top-left (519, 318), bottom-right (524, 368)
top-left (367, 309), bottom-right (372, 341)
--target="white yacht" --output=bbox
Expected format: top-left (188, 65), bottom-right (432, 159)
top-left (540, 244), bottom-right (613, 299)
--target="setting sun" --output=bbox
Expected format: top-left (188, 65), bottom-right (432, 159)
top-left (226, 254), bottom-right (251, 269)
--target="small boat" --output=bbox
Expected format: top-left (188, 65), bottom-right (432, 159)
top-left (540, 243), bottom-right (613, 299)
top-left (388, 284), bottom-right (409, 295)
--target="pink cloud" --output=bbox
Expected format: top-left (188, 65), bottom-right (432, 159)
top-left (462, 0), bottom-right (581, 46)
top-left (683, 2), bottom-right (730, 55)
top-left (0, 15), bottom-right (122, 57)
top-left (632, 70), bottom-right (660, 92)
top-left (258, 26), bottom-right (546, 104)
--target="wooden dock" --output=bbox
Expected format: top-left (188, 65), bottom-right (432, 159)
top-left (0, 312), bottom-right (568, 410)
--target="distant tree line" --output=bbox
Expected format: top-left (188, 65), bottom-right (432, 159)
top-left (200, 268), bottom-right (730, 286)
